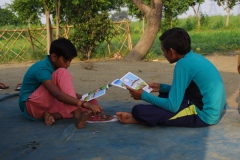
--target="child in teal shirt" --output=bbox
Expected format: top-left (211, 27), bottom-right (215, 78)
top-left (117, 28), bottom-right (226, 127)
top-left (19, 38), bottom-right (103, 128)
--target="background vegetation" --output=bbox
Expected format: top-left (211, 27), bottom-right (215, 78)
top-left (96, 14), bottom-right (240, 60)
top-left (0, 14), bottom-right (240, 63)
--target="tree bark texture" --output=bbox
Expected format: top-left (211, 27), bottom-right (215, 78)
top-left (123, 0), bottom-right (162, 61)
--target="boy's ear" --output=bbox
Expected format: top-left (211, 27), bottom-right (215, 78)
top-left (169, 48), bottom-right (178, 57)
top-left (169, 48), bottom-right (184, 62)
top-left (169, 48), bottom-right (177, 55)
top-left (50, 53), bottom-right (57, 61)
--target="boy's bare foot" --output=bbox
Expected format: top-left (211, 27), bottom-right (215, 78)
top-left (74, 109), bottom-right (92, 129)
top-left (43, 112), bottom-right (55, 126)
top-left (116, 112), bottom-right (140, 124)
top-left (43, 112), bottom-right (62, 126)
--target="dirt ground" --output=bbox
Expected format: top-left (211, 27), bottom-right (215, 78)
top-left (0, 53), bottom-right (240, 109)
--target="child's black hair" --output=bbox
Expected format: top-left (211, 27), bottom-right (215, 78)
top-left (49, 38), bottom-right (77, 60)
top-left (159, 28), bottom-right (191, 55)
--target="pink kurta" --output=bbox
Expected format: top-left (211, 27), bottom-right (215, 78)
top-left (25, 68), bottom-right (98, 119)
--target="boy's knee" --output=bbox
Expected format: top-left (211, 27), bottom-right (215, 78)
top-left (52, 68), bottom-right (71, 78)
top-left (55, 68), bottom-right (68, 73)
top-left (132, 105), bottom-right (142, 118)
top-left (132, 105), bottom-right (150, 124)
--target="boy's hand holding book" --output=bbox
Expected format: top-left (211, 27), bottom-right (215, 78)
top-left (147, 82), bottom-right (160, 92)
top-left (127, 86), bottom-right (144, 100)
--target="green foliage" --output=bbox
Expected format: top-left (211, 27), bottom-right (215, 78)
top-left (126, 0), bottom-right (190, 22)
top-left (214, 0), bottom-right (238, 9)
top-left (160, 18), bottom-right (179, 32)
top-left (0, 11), bottom-right (240, 63)
top-left (190, 30), bottom-right (240, 54)
top-left (162, 0), bottom-right (189, 29)
top-left (126, 0), bottom-right (150, 20)
top-left (200, 13), bottom-right (209, 29)
top-left (8, 0), bottom-right (42, 26)
top-left (181, 13), bottom-right (210, 31)
top-left (0, 7), bottom-right (23, 26)
top-left (66, 0), bottom-right (116, 60)
top-left (129, 15), bottom-right (240, 60)
top-left (30, 50), bottom-right (46, 60)
top-left (182, 18), bottom-right (196, 31)
top-left (212, 20), bottom-right (224, 30)
top-left (129, 21), bottom-right (143, 34)
top-left (178, 15), bottom-right (240, 31)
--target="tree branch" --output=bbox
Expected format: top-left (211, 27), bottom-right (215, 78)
top-left (191, 4), bottom-right (198, 17)
top-left (218, 0), bottom-right (228, 11)
top-left (131, 0), bottom-right (150, 14)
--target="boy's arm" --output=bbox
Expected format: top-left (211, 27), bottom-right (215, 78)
top-left (42, 80), bottom-right (103, 114)
top-left (160, 84), bottom-right (171, 92)
top-left (76, 93), bottom-right (82, 99)
top-left (147, 82), bottom-right (171, 93)
top-left (142, 66), bottom-right (191, 113)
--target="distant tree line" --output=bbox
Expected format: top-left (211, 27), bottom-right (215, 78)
top-left (0, 7), bottom-right (23, 26)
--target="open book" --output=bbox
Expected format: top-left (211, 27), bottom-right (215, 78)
top-left (111, 72), bottom-right (152, 93)
top-left (80, 84), bottom-right (109, 102)
top-left (81, 72), bottom-right (152, 102)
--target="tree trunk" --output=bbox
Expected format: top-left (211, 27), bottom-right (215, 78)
top-left (191, 4), bottom-right (201, 30)
top-left (142, 16), bottom-right (145, 33)
top-left (55, 0), bottom-right (60, 39)
top-left (45, 10), bottom-right (52, 54)
top-left (123, 0), bottom-right (162, 61)
top-left (197, 16), bottom-right (200, 29)
top-left (226, 7), bottom-right (230, 28)
top-left (87, 50), bottom-right (91, 60)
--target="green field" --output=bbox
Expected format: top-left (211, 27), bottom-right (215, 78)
top-left (127, 15), bottom-right (240, 60)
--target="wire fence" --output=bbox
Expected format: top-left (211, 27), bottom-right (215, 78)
top-left (0, 20), bottom-right (132, 62)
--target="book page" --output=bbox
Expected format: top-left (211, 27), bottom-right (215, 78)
top-left (81, 89), bottom-right (106, 102)
top-left (111, 79), bottom-right (127, 89)
top-left (80, 84), bottom-right (109, 102)
top-left (119, 72), bottom-right (152, 93)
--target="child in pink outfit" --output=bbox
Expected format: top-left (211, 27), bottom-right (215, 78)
top-left (19, 38), bottom-right (103, 129)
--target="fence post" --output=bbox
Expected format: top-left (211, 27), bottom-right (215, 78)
top-left (107, 42), bottom-right (111, 57)
top-left (27, 29), bottom-right (35, 51)
top-left (126, 19), bottom-right (132, 51)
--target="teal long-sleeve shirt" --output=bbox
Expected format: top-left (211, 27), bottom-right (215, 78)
top-left (141, 51), bottom-right (226, 125)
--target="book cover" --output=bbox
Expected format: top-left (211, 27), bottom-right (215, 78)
top-left (87, 115), bottom-right (118, 123)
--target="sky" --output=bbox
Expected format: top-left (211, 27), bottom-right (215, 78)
top-left (180, 0), bottom-right (240, 18)
top-left (1, 0), bottom-right (239, 23)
